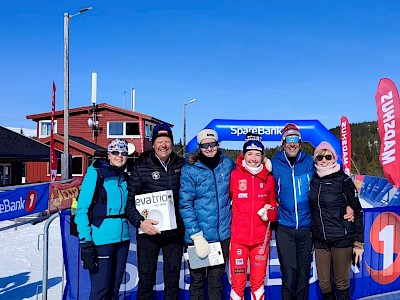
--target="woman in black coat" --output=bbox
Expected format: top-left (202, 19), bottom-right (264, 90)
top-left (309, 141), bottom-right (364, 300)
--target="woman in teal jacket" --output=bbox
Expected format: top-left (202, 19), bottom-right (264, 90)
top-left (75, 138), bottom-right (130, 300)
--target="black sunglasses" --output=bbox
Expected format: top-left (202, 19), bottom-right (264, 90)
top-left (316, 154), bottom-right (332, 161)
top-left (110, 151), bottom-right (128, 157)
top-left (199, 141), bottom-right (218, 149)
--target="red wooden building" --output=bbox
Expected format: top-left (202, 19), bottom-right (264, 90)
top-left (25, 103), bottom-right (172, 183)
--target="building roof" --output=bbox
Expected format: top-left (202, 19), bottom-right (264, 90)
top-left (0, 126), bottom-right (62, 162)
top-left (26, 103), bottom-right (173, 127)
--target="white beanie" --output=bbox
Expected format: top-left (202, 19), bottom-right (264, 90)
top-left (197, 129), bottom-right (218, 144)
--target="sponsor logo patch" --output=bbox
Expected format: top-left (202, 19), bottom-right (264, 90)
top-left (238, 179), bottom-right (247, 191)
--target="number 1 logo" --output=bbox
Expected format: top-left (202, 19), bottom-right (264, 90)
top-left (366, 212), bottom-right (400, 284)
top-left (26, 190), bottom-right (38, 213)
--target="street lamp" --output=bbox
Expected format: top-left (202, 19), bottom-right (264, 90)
top-left (183, 98), bottom-right (197, 157)
top-left (62, 7), bottom-right (93, 180)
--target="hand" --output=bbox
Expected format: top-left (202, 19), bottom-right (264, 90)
top-left (353, 247), bottom-right (364, 267)
top-left (140, 219), bottom-right (161, 235)
top-left (80, 241), bottom-right (98, 271)
top-left (257, 207), bottom-right (269, 221)
top-left (344, 206), bottom-right (354, 222)
top-left (191, 231), bottom-right (210, 258)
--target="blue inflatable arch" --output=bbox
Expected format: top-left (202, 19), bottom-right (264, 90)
top-left (186, 119), bottom-right (341, 159)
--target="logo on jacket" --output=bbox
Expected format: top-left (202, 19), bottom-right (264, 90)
top-left (152, 171), bottom-right (160, 180)
top-left (238, 179), bottom-right (247, 191)
top-left (260, 183), bottom-right (264, 188)
top-left (238, 193), bottom-right (248, 198)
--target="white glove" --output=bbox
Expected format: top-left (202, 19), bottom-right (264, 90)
top-left (257, 207), bottom-right (269, 221)
top-left (258, 204), bottom-right (273, 221)
top-left (190, 231), bottom-right (210, 258)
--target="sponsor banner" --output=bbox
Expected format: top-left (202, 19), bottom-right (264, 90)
top-left (60, 208), bottom-right (400, 299)
top-left (59, 209), bottom-right (319, 300)
top-left (375, 78), bottom-right (400, 188)
top-left (186, 120), bottom-right (341, 161)
top-left (0, 183), bottom-right (49, 221)
top-left (340, 116), bottom-right (352, 175)
top-left (49, 178), bottom-right (83, 213)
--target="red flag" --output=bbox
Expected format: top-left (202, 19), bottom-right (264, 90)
top-left (50, 81), bottom-right (58, 182)
top-left (375, 78), bottom-right (400, 188)
top-left (340, 116), bottom-right (352, 175)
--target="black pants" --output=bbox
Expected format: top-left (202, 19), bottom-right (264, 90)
top-left (136, 233), bottom-right (184, 300)
top-left (275, 226), bottom-right (313, 300)
top-left (89, 240), bottom-right (130, 300)
top-left (189, 238), bottom-right (230, 300)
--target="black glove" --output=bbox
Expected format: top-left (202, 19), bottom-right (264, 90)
top-left (80, 241), bottom-right (98, 271)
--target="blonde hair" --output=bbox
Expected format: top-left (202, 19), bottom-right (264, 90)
top-left (314, 149), bottom-right (333, 163)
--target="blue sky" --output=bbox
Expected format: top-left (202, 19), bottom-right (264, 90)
top-left (2, 0), bottom-right (400, 147)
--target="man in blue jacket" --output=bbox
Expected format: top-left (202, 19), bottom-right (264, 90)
top-left (271, 123), bottom-right (314, 300)
top-left (271, 124), bottom-right (354, 300)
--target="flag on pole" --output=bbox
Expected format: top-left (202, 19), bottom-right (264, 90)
top-left (340, 116), bottom-right (352, 175)
top-left (50, 81), bottom-right (58, 182)
top-left (375, 78), bottom-right (400, 188)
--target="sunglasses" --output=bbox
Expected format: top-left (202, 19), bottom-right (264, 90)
top-left (199, 141), bottom-right (218, 149)
top-left (316, 154), bottom-right (333, 161)
top-left (110, 151), bottom-right (128, 157)
top-left (284, 136), bottom-right (300, 143)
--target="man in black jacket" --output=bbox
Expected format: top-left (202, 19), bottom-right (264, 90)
top-left (126, 123), bottom-right (185, 300)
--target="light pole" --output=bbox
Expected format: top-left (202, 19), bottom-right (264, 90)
top-left (183, 98), bottom-right (197, 157)
top-left (62, 7), bottom-right (93, 180)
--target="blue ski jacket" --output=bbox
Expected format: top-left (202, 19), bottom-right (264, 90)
top-left (179, 152), bottom-right (235, 244)
top-left (271, 151), bottom-right (314, 229)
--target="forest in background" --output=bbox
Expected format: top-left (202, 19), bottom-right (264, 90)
top-left (182, 121), bottom-right (384, 177)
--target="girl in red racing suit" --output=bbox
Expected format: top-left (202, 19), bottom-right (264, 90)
top-left (230, 134), bottom-right (277, 300)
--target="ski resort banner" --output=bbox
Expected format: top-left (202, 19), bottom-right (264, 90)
top-left (0, 183), bottom-right (49, 221)
top-left (186, 119), bottom-right (342, 159)
top-left (375, 78), bottom-right (400, 188)
top-left (59, 208), bottom-right (400, 300)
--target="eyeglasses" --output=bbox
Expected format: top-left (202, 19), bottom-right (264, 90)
top-left (110, 151), bottom-right (128, 157)
top-left (316, 154), bottom-right (333, 161)
top-left (284, 136), bottom-right (300, 144)
top-left (199, 141), bottom-right (218, 149)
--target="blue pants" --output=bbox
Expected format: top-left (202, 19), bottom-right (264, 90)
top-left (89, 240), bottom-right (130, 300)
top-left (275, 226), bottom-right (313, 300)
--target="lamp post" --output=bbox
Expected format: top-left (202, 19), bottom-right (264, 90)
top-left (183, 98), bottom-right (197, 157)
top-left (62, 7), bottom-right (93, 180)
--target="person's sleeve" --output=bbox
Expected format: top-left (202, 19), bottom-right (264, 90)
top-left (344, 176), bottom-right (364, 243)
top-left (267, 174), bottom-right (278, 222)
top-left (75, 167), bottom-right (97, 242)
top-left (230, 170), bottom-right (238, 204)
top-left (126, 165), bottom-right (145, 228)
top-left (179, 166), bottom-right (201, 237)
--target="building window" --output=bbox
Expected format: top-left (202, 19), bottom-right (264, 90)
top-left (108, 122), bottom-right (140, 137)
top-left (0, 164), bottom-right (11, 186)
top-left (72, 156), bottom-right (83, 175)
top-left (145, 123), bottom-right (155, 139)
top-left (39, 120), bottom-right (57, 138)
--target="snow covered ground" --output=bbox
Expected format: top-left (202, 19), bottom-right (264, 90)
top-left (0, 217), bottom-right (63, 300)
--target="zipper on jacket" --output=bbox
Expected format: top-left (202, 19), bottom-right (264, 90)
top-left (291, 167), bottom-right (299, 229)
top-left (118, 174), bottom-right (124, 242)
top-left (212, 170), bottom-right (221, 241)
top-left (250, 175), bottom-right (255, 244)
top-left (317, 181), bottom-right (327, 240)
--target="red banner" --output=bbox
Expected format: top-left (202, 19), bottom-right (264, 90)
top-left (375, 78), bottom-right (400, 188)
top-left (340, 116), bottom-right (352, 175)
top-left (50, 81), bottom-right (58, 182)
top-left (49, 178), bottom-right (83, 212)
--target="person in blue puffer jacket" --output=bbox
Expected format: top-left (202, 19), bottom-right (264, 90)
top-left (75, 138), bottom-right (130, 300)
top-left (180, 128), bottom-right (235, 300)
